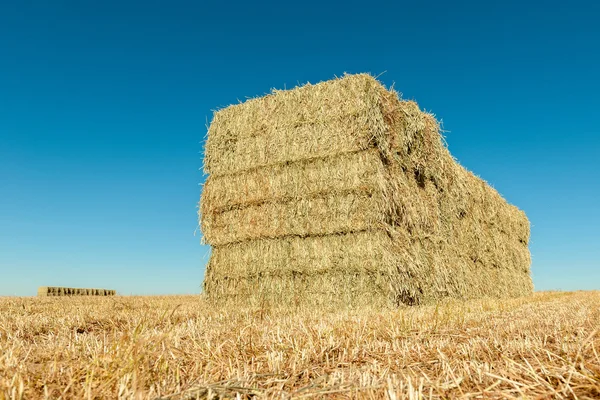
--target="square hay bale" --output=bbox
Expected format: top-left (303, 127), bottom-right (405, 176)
top-left (200, 74), bottom-right (533, 306)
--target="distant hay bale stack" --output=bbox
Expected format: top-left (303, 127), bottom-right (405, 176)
top-left (37, 287), bottom-right (116, 296)
top-left (199, 74), bottom-right (532, 307)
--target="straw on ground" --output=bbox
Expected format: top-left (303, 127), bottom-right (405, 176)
top-left (0, 291), bottom-right (598, 399)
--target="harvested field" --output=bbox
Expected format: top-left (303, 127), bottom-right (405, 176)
top-left (1, 292), bottom-right (599, 399)
top-left (200, 74), bottom-right (533, 306)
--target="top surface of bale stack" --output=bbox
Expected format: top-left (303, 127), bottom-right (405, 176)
top-left (200, 74), bottom-right (532, 307)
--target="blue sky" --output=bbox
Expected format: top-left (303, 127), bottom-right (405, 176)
top-left (1, 1), bottom-right (598, 296)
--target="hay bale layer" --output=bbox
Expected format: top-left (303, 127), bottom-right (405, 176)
top-left (202, 149), bottom-right (385, 212)
top-left (204, 192), bottom-right (384, 246)
top-left (37, 287), bottom-right (116, 296)
top-left (200, 74), bottom-right (533, 306)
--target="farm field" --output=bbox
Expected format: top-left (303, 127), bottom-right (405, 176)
top-left (1, 291), bottom-right (599, 399)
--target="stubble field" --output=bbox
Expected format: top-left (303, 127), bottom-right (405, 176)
top-left (1, 291), bottom-right (599, 399)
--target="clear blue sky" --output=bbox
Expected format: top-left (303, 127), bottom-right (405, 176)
top-left (1, 1), bottom-right (598, 296)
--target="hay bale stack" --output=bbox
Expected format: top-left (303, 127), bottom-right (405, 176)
top-left (200, 74), bottom-right (532, 306)
top-left (37, 287), bottom-right (116, 296)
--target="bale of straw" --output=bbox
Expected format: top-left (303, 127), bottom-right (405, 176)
top-left (204, 192), bottom-right (385, 246)
top-left (202, 149), bottom-right (385, 212)
top-left (200, 74), bottom-right (533, 306)
top-left (36, 287), bottom-right (116, 297)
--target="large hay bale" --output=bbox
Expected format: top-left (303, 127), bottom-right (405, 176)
top-left (200, 74), bottom-right (533, 306)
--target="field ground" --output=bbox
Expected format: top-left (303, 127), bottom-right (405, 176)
top-left (1, 291), bottom-right (599, 399)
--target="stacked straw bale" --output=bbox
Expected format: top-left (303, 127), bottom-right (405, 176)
top-left (200, 74), bottom-right (532, 306)
top-left (37, 287), bottom-right (116, 296)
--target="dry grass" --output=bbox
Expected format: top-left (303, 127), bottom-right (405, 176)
top-left (1, 291), bottom-right (599, 399)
